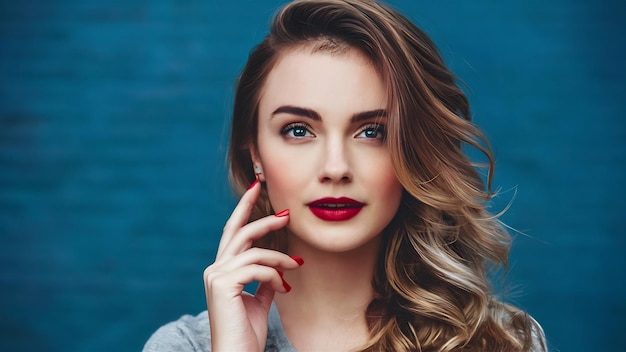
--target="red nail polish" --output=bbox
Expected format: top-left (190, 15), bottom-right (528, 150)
top-left (282, 279), bottom-right (291, 293)
top-left (274, 209), bottom-right (289, 217)
top-left (247, 179), bottom-right (259, 190)
top-left (290, 256), bottom-right (304, 266)
top-left (275, 269), bottom-right (291, 293)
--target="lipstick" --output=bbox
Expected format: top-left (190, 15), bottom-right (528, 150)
top-left (307, 197), bottom-right (364, 221)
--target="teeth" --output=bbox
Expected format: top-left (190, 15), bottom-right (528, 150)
top-left (321, 204), bottom-right (354, 208)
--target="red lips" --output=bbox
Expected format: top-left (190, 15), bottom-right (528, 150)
top-left (307, 197), bottom-right (364, 221)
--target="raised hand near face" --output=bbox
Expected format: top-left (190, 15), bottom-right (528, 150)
top-left (203, 180), bottom-right (303, 352)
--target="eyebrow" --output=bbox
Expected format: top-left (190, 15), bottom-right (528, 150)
top-left (272, 105), bottom-right (387, 123)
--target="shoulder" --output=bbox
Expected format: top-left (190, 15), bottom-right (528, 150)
top-left (143, 311), bottom-right (211, 352)
top-left (142, 305), bottom-right (294, 352)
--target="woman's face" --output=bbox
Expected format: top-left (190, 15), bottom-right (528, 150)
top-left (253, 46), bottom-right (403, 253)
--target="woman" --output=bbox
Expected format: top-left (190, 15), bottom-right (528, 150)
top-left (144, 0), bottom-right (546, 351)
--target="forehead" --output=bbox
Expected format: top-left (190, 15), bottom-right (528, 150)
top-left (258, 45), bottom-right (387, 113)
top-left (276, 46), bottom-right (372, 76)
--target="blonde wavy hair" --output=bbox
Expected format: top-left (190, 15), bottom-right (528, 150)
top-left (227, 1), bottom-right (546, 351)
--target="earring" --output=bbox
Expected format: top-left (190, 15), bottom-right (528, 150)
top-left (254, 165), bottom-right (263, 175)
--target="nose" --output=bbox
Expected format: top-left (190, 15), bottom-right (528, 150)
top-left (317, 138), bottom-right (353, 183)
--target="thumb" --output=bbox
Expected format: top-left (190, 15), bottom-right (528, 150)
top-left (255, 281), bottom-right (277, 310)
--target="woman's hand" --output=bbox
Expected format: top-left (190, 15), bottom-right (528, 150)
top-left (203, 180), bottom-right (302, 352)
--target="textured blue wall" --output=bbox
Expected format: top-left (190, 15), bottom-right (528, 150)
top-left (1, 1), bottom-right (624, 351)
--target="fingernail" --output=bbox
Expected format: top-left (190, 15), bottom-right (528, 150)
top-left (274, 209), bottom-right (289, 217)
top-left (247, 179), bottom-right (259, 190)
top-left (276, 269), bottom-right (291, 293)
top-left (282, 279), bottom-right (291, 293)
top-left (290, 256), bottom-right (304, 266)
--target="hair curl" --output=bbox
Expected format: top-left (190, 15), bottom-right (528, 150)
top-left (227, 1), bottom-right (546, 351)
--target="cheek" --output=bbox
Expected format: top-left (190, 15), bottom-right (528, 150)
top-left (259, 151), bottom-right (306, 209)
top-left (379, 170), bottom-right (403, 200)
top-left (360, 153), bottom-right (400, 188)
top-left (365, 158), bottom-right (403, 207)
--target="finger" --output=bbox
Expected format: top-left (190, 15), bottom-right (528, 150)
top-left (217, 180), bottom-right (261, 257)
top-left (254, 282), bottom-right (277, 309)
top-left (205, 264), bottom-right (289, 299)
top-left (218, 247), bottom-right (302, 273)
top-left (219, 212), bottom-right (289, 257)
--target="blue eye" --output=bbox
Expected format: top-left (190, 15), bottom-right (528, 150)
top-left (356, 124), bottom-right (386, 140)
top-left (281, 123), bottom-right (314, 138)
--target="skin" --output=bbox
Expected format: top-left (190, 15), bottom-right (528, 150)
top-left (204, 46), bottom-right (403, 352)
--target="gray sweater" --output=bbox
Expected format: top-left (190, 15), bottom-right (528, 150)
top-left (143, 304), bottom-right (295, 352)
top-left (144, 304), bottom-right (546, 351)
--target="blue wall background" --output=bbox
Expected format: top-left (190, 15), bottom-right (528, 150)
top-left (1, 1), bottom-right (624, 351)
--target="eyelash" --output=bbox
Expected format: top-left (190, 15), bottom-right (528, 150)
top-left (356, 123), bottom-right (386, 140)
top-left (279, 122), bottom-right (386, 140)
top-left (280, 122), bottom-right (313, 138)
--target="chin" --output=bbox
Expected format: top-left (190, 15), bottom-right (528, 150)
top-left (288, 225), bottom-right (382, 254)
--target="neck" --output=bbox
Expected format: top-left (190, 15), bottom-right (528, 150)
top-left (274, 234), bottom-right (381, 324)
top-left (273, 236), bottom-right (381, 351)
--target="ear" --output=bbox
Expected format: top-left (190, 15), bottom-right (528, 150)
top-left (249, 144), bottom-right (266, 182)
